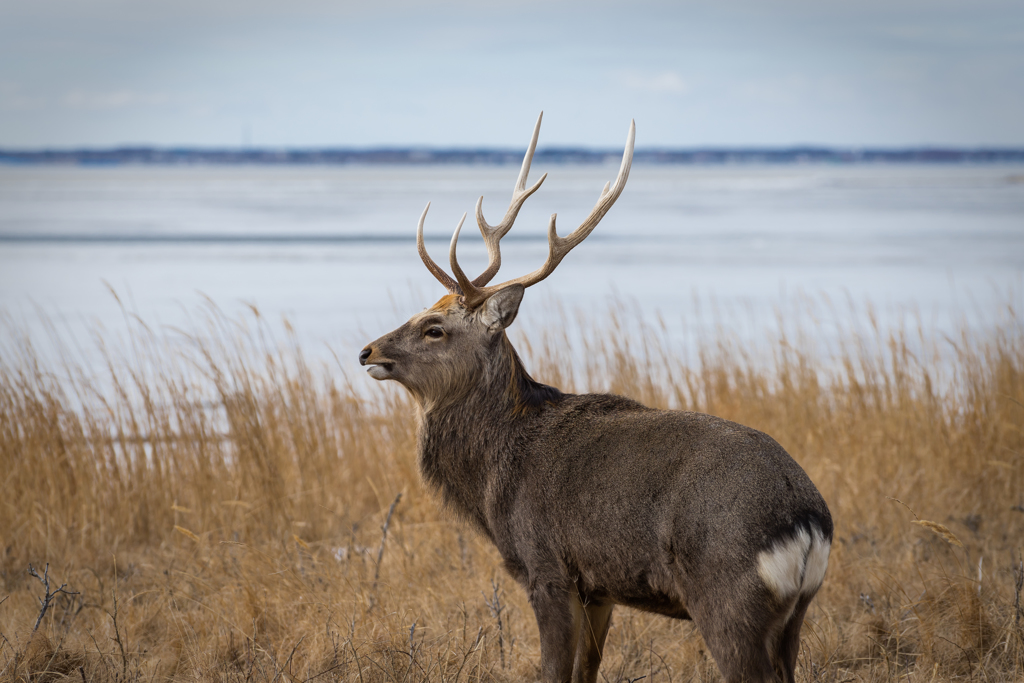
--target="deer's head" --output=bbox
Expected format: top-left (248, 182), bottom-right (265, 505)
top-left (360, 113), bottom-right (635, 408)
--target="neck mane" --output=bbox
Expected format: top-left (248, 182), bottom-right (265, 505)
top-left (497, 333), bottom-right (564, 415)
top-left (415, 332), bottom-right (564, 533)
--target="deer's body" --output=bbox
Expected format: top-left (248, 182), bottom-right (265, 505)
top-left (361, 114), bottom-right (832, 683)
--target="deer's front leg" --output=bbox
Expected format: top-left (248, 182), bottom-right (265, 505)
top-left (529, 581), bottom-right (583, 683)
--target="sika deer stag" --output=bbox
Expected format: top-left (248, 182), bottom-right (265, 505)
top-left (360, 113), bottom-right (832, 683)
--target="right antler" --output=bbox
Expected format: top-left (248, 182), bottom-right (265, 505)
top-left (471, 112), bottom-right (548, 287)
top-left (417, 114), bottom-right (635, 309)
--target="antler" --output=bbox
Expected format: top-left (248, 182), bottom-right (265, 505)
top-left (416, 115), bottom-right (635, 309)
top-left (450, 118), bottom-right (635, 309)
top-left (417, 202), bottom-right (461, 294)
top-left (416, 113), bottom-right (547, 296)
top-left (472, 111), bottom-right (548, 287)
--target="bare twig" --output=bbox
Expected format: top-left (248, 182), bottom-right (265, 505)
top-left (483, 580), bottom-right (506, 669)
top-left (109, 572), bottom-right (129, 679)
top-left (272, 635), bottom-right (304, 683)
top-left (649, 646), bottom-right (672, 683)
top-left (452, 627), bottom-right (484, 683)
top-left (28, 564), bottom-right (79, 634)
top-left (0, 630), bottom-right (13, 676)
top-left (348, 635), bottom-right (365, 683)
top-left (371, 493), bottom-right (402, 592)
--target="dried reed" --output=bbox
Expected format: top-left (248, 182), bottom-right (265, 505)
top-left (1, 297), bottom-right (1022, 682)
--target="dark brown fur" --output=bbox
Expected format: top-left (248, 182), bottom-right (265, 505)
top-left (362, 286), bottom-right (832, 683)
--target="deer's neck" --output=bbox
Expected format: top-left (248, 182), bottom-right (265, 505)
top-left (416, 333), bottom-right (563, 534)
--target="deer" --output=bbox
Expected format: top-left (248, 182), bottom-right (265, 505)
top-left (359, 113), bottom-right (833, 683)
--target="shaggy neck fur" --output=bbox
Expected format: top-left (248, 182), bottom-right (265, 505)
top-left (416, 332), bottom-right (563, 534)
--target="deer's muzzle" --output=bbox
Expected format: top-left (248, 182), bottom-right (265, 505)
top-left (359, 345), bottom-right (394, 380)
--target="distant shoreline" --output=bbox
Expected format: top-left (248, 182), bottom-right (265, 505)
top-left (2, 147), bottom-right (1024, 166)
top-left (0, 232), bottom-right (543, 244)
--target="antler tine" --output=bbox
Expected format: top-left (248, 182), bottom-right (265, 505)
top-left (429, 118), bottom-right (635, 310)
top-left (513, 110), bottom-right (544, 195)
top-left (472, 111), bottom-right (548, 287)
top-left (417, 202), bottom-right (461, 294)
top-left (479, 118), bottom-right (636, 293)
top-left (448, 212), bottom-right (489, 307)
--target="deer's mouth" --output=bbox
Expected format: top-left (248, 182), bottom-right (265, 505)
top-left (367, 362), bottom-right (394, 380)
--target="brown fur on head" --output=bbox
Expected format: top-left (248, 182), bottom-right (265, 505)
top-left (360, 285), bottom-right (525, 410)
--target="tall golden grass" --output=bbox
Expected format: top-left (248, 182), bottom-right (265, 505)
top-left (1, 297), bottom-right (1022, 682)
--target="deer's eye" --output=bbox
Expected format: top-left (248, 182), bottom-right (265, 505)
top-left (424, 327), bottom-right (445, 339)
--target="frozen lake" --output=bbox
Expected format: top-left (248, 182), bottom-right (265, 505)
top-left (1, 163), bottom-right (1023, 378)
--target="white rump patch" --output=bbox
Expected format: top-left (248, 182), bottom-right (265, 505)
top-left (757, 524), bottom-right (831, 600)
top-left (802, 525), bottom-right (830, 594)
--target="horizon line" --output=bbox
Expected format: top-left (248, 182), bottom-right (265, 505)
top-left (0, 232), bottom-right (563, 244)
top-left (2, 145), bottom-right (1023, 166)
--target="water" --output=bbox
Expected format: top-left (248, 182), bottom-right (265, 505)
top-left (1, 163), bottom-right (1022, 379)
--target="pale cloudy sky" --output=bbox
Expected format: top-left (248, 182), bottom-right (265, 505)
top-left (1, 0), bottom-right (1022, 148)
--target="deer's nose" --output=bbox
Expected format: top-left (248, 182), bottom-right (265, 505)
top-left (359, 347), bottom-right (372, 365)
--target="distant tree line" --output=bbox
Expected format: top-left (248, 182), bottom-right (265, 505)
top-left (2, 146), bottom-right (1023, 165)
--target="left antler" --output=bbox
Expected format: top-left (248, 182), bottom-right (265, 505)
top-left (450, 119), bottom-right (635, 309)
top-left (416, 115), bottom-right (635, 309)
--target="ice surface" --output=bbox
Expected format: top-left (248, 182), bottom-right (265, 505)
top-left (1, 163), bottom-right (1022, 378)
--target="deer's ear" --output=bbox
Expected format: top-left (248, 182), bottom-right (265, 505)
top-left (479, 285), bottom-right (524, 333)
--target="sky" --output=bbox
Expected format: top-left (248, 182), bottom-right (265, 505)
top-left (1, 0), bottom-right (1022, 149)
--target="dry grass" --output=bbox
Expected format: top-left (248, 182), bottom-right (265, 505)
top-left (1, 297), bottom-right (1023, 682)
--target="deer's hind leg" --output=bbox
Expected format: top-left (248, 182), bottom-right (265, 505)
top-left (690, 592), bottom-right (779, 683)
top-left (572, 601), bottom-right (613, 683)
top-left (773, 595), bottom-right (812, 683)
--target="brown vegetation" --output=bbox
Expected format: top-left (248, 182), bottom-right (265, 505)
top-left (1, 298), bottom-right (1022, 682)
